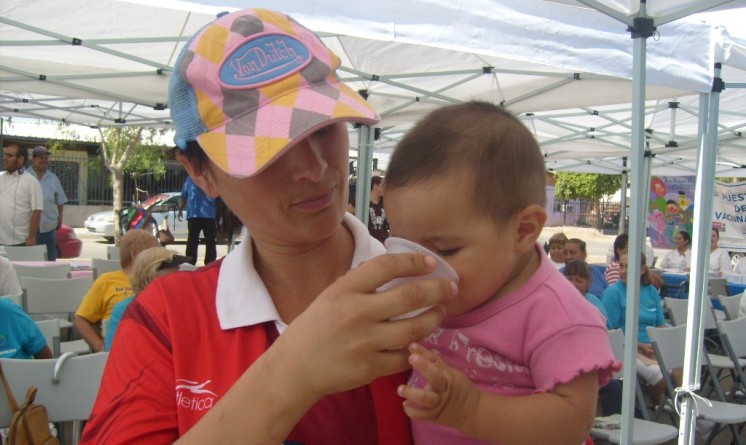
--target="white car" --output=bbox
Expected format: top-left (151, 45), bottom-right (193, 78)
top-left (84, 192), bottom-right (189, 242)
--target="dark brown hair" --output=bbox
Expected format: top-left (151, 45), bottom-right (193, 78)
top-left (563, 260), bottom-right (591, 282)
top-left (385, 101), bottom-right (546, 225)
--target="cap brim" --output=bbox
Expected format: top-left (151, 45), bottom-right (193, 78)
top-left (159, 255), bottom-right (193, 270)
top-left (197, 80), bottom-right (379, 178)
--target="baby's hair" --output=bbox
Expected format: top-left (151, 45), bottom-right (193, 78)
top-left (385, 101), bottom-right (546, 225)
top-left (548, 232), bottom-right (568, 247)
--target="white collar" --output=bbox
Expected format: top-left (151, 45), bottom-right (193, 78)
top-left (216, 213), bottom-right (385, 331)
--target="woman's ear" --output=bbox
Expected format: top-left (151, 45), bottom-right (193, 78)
top-left (176, 151), bottom-right (219, 197)
top-left (514, 204), bottom-right (547, 253)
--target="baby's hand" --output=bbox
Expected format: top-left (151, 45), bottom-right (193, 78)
top-left (397, 342), bottom-right (480, 430)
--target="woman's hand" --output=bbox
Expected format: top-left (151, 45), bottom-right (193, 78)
top-left (267, 252), bottom-right (458, 399)
top-left (637, 343), bottom-right (655, 358)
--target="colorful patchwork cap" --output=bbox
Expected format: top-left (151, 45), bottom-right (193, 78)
top-left (169, 8), bottom-right (380, 177)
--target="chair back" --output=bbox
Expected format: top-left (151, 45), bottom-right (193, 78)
top-left (0, 352), bottom-right (109, 428)
top-left (106, 245), bottom-right (120, 261)
top-left (35, 319), bottom-right (62, 357)
top-left (92, 258), bottom-right (121, 279)
top-left (717, 317), bottom-right (746, 360)
top-left (21, 276), bottom-right (93, 315)
top-left (647, 324), bottom-right (699, 371)
top-left (13, 263), bottom-right (71, 280)
top-left (1, 292), bottom-right (22, 307)
top-left (707, 277), bottom-right (729, 298)
top-left (607, 329), bottom-right (625, 379)
top-left (717, 294), bottom-right (743, 320)
top-left (3, 245), bottom-right (47, 261)
top-left (663, 296), bottom-right (717, 330)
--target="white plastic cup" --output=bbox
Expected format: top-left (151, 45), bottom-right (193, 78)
top-left (378, 237), bottom-right (459, 320)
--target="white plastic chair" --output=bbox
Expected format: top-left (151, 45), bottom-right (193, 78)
top-left (664, 296), bottom-right (746, 397)
top-left (648, 324), bottom-right (746, 445)
top-left (590, 329), bottom-right (678, 445)
top-left (13, 263), bottom-right (71, 280)
top-left (35, 319), bottom-right (90, 358)
top-left (717, 294), bottom-right (743, 321)
top-left (3, 245), bottom-right (48, 261)
top-left (21, 276), bottom-right (93, 333)
top-left (716, 317), bottom-right (746, 402)
top-left (708, 277), bottom-right (729, 299)
top-left (106, 245), bottom-right (120, 261)
top-left (1, 292), bottom-right (23, 307)
top-left (0, 352), bottom-right (109, 445)
top-left (91, 258), bottom-right (120, 280)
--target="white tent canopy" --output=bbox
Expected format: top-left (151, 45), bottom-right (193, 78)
top-left (1, 0), bottom-right (744, 175)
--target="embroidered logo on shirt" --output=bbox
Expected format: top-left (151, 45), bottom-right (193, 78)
top-left (175, 379), bottom-right (217, 411)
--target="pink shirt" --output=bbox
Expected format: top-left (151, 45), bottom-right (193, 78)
top-left (410, 245), bottom-right (619, 445)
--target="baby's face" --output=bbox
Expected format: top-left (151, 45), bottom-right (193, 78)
top-left (384, 176), bottom-right (526, 316)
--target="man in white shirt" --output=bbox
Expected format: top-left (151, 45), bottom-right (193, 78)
top-left (0, 144), bottom-right (43, 246)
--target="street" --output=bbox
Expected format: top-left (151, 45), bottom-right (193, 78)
top-left (73, 228), bottom-right (232, 263)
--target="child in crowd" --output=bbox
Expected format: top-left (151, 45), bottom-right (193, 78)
top-left (563, 259), bottom-right (609, 326)
top-left (547, 232), bottom-right (568, 268)
top-left (385, 101), bottom-right (618, 445)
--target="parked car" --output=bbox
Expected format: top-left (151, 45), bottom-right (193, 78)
top-left (84, 192), bottom-right (189, 243)
top-left (56, 224), bottom-right (82, 258)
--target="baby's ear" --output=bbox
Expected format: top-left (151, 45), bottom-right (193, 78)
top-left (514, 204), bottom-right (547, 253)
top-left (176, 152), bottom-right (219, 198)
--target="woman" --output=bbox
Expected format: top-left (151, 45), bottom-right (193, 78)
top-left (659, 230), bottom-right (692, 271)
top-left (547, 232), bottom-right (568, 268)
top-left (601, 253), bottom-right (679, 406)
top-left (604, 233), bottom-right (628, 284)
top-left (563, 238), bottom-right (609, 296)
top-left (81, 9), bottom-right (452, 445)
top-left (709, 228), bottom-right (732, 276)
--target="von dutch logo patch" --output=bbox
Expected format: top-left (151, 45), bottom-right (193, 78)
top-left (219, 34), bottom-right (311, 88)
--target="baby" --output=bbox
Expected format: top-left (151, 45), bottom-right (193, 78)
top-left (385, 101), bottom-right (618, 445)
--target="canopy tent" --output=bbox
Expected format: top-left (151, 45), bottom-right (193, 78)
top-left (0, 1), bottom-right (725, 128)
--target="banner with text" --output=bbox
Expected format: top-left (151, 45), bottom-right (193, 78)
top-left (713, 181), bottom-right (746, 246)
top-left (647, 176), bottom-right (695, 249)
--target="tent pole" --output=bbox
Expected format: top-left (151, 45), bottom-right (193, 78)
top-left (619, 157), bottom-right (628, 236)
top-left (619, 5), bottom-right (654, 444)
top-left (355, 125), bottom-right (375, 226)
top-left (679, 65), bottom-right (722, 445)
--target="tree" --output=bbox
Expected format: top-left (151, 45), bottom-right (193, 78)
top-left (554, 172), bottom-right (622, 229)
top-left (97, 126), bottom-right (169, 244)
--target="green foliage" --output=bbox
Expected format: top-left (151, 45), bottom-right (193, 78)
top-left (554, 172), bottom-right (622, 201)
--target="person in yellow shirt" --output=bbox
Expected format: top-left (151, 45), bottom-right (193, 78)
top-left (74, 229), bottom-right (159, 352)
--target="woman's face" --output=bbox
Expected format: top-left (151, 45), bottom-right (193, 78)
top-left (565, 273), bottom-right (590, 294)
top-left (549, 242), bottom-right (565, 262)
top-left (619, 253), bottom-right (645, 284)
top-left (205, 122), bottom-right (351, 246)
top-left (563, 242), bottom-right (585, 262)
top-left (674, 232), bottom-right (689, 250)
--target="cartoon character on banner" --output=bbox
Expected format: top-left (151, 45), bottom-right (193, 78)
top-left (664, 199), bottom-right (684, 226)
top-left (648, 209), bottom-right (669, 247)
